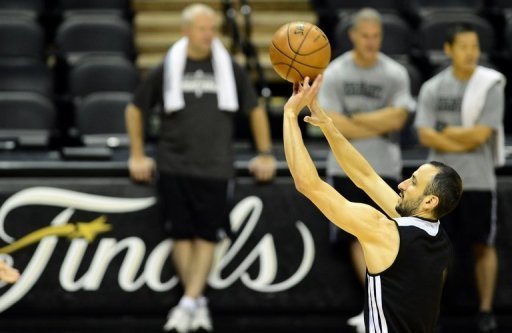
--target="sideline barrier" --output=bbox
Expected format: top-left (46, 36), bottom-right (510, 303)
top-left (0, 176), bottom-right (510, 316)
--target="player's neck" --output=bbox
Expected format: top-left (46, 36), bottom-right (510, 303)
top-left (187, 47), bottom-right (210, 61)
top-left (451, 66), bottom-right (475, 81)
top-left (352, 52), bottom-right (378, 68)
top-left (412, 211), bottom-right (437, 221)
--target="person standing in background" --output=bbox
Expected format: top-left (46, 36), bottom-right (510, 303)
top-left (125, 4), bottom-right (276, 332)
top-left (316, 8), bottom-right (415, 332)
top-left (415, 23), bottom-right (505, 333)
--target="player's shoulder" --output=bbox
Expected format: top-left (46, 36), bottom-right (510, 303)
top-left (229, 57), bottom-right (252, 81)
top-left (326, 52), bottom-right (352, 69)
top-left (322, 52), bottom-right (350, 81)
top-left (421, 67), bottom-right (450, 93)
top-left (378, 53), bottom-right (408, 75)
top-left (230, 57), bottom-right (245, 72)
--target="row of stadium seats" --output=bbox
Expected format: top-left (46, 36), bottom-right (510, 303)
top-left (0, 0), bottom-right (131, 19)
top-left (0, 54), bottom-right (138, 150)
top-left (0, 1), bottom-right (136, 150)
top-left (4, 0), bottom-right (512, 152)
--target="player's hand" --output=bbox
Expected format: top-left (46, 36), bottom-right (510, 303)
top-left (128, 156), bottom-right (155, 183)
top-left (0, 260), bottom-right (19, 284)
top-left (283, 75), bottom-right (323, 116)
top-left (304, 97), bottom-right (332, 128)
top-left (249, 154), bottom-right (277, 182)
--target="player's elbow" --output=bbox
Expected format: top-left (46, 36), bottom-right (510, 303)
top-left (392, 116), bottom-right (408, 131)
top-left (472, 129), bottom-right (493, 146)
top-left (417, 128), bottom-right (437, 148)
top-left (294, 175), bottom-right (321, 196)
top-left (390, 109), bottom-right (409, 131)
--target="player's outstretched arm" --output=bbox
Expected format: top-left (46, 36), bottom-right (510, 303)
top-left (305, 89), bottom-right (400, 218)
top-left (283, 79), bottom-right (399, 271)
top-left (283, 77), bottom-right (324, 193)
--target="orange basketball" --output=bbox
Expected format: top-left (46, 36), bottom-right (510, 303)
top-left (269, 22), bottom-right (331, 83)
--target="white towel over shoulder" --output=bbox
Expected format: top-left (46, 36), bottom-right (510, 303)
top-left (163, 37), bottom-right (239, 113)
top-left (461, 66), bottom-right (506, 166)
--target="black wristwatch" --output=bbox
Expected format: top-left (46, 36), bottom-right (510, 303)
top-left (259, 149), bottom-right (273, 156)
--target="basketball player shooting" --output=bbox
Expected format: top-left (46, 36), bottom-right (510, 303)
top-left (282, 75), bottom-right (462, 333)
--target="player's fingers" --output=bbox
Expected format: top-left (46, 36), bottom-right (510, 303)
top-left (293, 82), bottom-right (300, 94)
top-left (311, 74), bottom-right (322, 90)
top-left (255, 168), bottom-right (273, 182)
top-left (0, 268), bottom-right (19, 284)
top-left (132, 168), bottom-right (152, 183)
top-left (303, 77), bottom-right (310, 88)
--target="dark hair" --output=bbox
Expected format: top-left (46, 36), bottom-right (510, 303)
top-left (423, 161), bottom-right (463, 219)
top-left (445, 23), bottom-right (477, 45)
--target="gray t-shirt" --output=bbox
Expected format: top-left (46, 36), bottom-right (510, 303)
top-left (318, 52), bottom-right (415, 178)
top-left (414, 67), bottom-right (504, 190)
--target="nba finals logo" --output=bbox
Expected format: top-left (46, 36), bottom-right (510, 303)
top-left (0, 188), bottom-right (315, 312)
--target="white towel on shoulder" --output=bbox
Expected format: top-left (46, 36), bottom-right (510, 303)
top-left (163, 37), bottom-right (239, 113)
top-left (461, 66), bottom-right (506, 166)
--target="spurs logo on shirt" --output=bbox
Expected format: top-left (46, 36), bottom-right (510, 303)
top-left (436, 97), bottom-right (462, 112)
top-left (182, 69), bottom-right (217, 98)
top-left (344, 82), bottom-right (384, 99)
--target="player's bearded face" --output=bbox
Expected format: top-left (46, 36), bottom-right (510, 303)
top-left (396, 192), bottom-right (424, 217)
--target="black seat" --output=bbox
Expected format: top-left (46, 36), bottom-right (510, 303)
top-left (418, 12), bottom-right (494, 69)
top-left (69, 55), bottom-right (139, 100)
top-left (394, 59), bottom-right (423, 97)
top-left (413, 0), bottom-right (484, 16)
top-left (0, 92), bottom-right (56, 147)
top-left (0, 0), bottom-right (44, 19)
top-left (56, 0), bottom-right (130, 17)
top-left (55, 14), bottom-right (134, 63)
top-left (324, 0), bottom-right (405, 13)
top-left (0, 18), bottom-right (44, 61)
top-left (333, 12), bottom-right (412, 58)
top-left (0, 60), bottom-right (53, 98)
top-left (75, 92), bottom-right (132, 147)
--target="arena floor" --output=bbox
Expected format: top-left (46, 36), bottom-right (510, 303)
top-left (2, 314), bottom-right (512, 333)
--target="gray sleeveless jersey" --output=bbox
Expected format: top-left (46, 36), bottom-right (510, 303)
top-left (318, 52), bottom-right (415, 178)
top-left (414, 67), bottom-right (504, 190)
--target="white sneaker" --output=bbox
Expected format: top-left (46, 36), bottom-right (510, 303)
top-left (347, 311), bottom-right (365, 333)
top-left (163, 306), bottom-right (193, 333)
top-left (190, 305), bottom-right (213, 332)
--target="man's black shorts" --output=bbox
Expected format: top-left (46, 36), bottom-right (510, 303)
top-left (157, 173), bottom-right (233, 242)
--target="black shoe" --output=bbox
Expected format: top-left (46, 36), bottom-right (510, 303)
top-left (478, 312), bottom-right (497, 333)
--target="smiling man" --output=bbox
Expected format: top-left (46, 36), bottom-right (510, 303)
top-left (283, 75), bottom-right (463, 333)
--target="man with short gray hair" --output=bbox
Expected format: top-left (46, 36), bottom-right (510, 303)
top-left (125, 3), bottom-right (276, 332)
